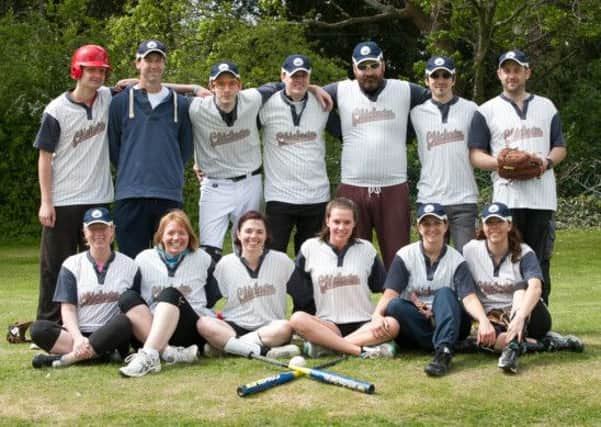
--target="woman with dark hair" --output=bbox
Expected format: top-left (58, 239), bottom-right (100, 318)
top-left (288, 197), bottom-right (400, 359)
top-left (30, 207), bottom-right (139, 369)
top-left (119, 209), bottom-right (220, 377)
top-left (463, 202), bottom-right (583, 374)
top-left (383, 202), bottom-right (495, 377)
top-left (196, 210), bottom-right (300, 358)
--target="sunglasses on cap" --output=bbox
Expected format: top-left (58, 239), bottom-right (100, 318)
top-left (357, 62), bottom-right (380, 71)
top-left (429, 71), bottom-right (453, 79)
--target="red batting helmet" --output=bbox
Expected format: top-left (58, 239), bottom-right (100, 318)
top-left (70, 44), bottom-right (111, 80)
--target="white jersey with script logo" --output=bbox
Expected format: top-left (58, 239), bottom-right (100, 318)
top-left (411, 97), bottom-right (479, 205)
top-left (215, 250), bottom-right (294, 331)
top-left (337, 79), bottom-right (411, 187)
top-left (189, 89), bottom-right (262, 178)
top-left (299, 238), bottom-right (377, 324)
top-left (477, 95), bottom-right (558, 209)
top-left (260, 90), bottom-right (330, 204)
top-left (34, 86), bottom-right (113, 206)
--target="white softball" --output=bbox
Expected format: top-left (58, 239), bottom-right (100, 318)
top-left (289, 355), bottom-right (307, 367)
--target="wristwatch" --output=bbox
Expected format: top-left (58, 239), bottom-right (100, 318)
top-left (546, 158), bottom-right (554, 170)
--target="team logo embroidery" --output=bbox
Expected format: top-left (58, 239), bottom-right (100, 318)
top-left (91, 209), bottom-right (103, 218)
top-left (218, 63), bottom-right (229, 71)
top-left (489, 204), bottom-right (500, 213)
top-left (147, 41), bottom-right (157, 49)
top-left (434, 57), bottom-right (445, 66)
top-left (360, 46), bottom-right (371, 56)
top-left (506, 51), bottom-right (516, 59)
top-left (293, 57), bottom-right (304, 67)
top-left (424, 204), bottom-right (435, 213)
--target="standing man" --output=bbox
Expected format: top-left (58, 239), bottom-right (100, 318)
top-left (324, 41), bottom-right (430, 269)
top-left (34, 45), bottom-right (114, 322)
top-left (260, 54), bottom-right (331, 254)
top-left (410, 56), bottom-right (479, 252)
top-left (468, 50), bottom-right (567, 303)
top-left (187, 62), bottom-right (267, 262)
top-left (108, 40), bottom-right (193, 259)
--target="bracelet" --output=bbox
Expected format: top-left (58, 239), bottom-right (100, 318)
top-left (546, 157), bottom-right (554, 170)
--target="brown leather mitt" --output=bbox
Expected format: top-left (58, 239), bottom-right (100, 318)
top-left (6, 320), bottom-right (33, 343)
top-left (497, 147), bottom-right (544, 180)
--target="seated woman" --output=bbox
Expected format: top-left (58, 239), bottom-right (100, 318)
top-left (30, 207), bottom-right (139, 368)
top-left (463, 202), bottom-right (583, 374)
top-left (119, 210), bottom-right (220, 377)
top-left (288, 197), bottom-right (400, 359)
top-left (383, 203), bottom-right (495, 377)
top-left (196, 210), bottom-right (300, 359)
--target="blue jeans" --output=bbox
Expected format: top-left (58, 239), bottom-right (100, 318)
top-left (385, 287), bottom-right (471, 351)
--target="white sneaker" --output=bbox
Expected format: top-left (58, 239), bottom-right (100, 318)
top-left (203, 343), bottom-right (225, 358)
top-left (119, 349), bottom-right (161, 378)
top-left (161, 345), bottom-right (199, 364)
top-left (303, 342), bottom-right (335, 358)
top-left (266, 344), bottom-right (301, 359)
top-left (361, 342), bottom-right (399, 359)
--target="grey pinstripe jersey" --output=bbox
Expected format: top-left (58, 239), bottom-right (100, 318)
top-left (135, 248), bottom-right (215, 316)
top-left (215, 250), bottom-right (294, 330)
top-left (260, 91), bottom-right (330, 204)
top-left (189, 89), bottom-right (262, 178)
top-left (463, 239), bottom-right (541, 312)
top-left (471, 95), bottom-right (561, 210)
top-left (299, 238), bottom-right (378, 324)
top-left (337, 79), bottom-right (412, 187)
top-left (54, 251), bottom-right (138, 333)
top-left (392, 242), bottom-right (467, 308)
top-left (34, 86), bottom-right (114, 206)
top-left (411, 97), bottom-right (479, 204)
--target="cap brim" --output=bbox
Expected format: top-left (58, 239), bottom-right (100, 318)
top-left (137, 49), bottom-right (167, 59)
top-left (482, 214), bottom-right (511, 223)
top-left (417, 213), bottom-right (447, 223)
top-left (353, 56), bottom-right (382, 65)
top-left (282, 67), bottom-right (311, 75)
top-left (426, 66), bottom-right (455, 75)
top-left (498, 58), bottom-right (528, 68)
top-left (210, 70), bottom-right (240, 81)
top-left (84, 220), bottom-right (113, 227)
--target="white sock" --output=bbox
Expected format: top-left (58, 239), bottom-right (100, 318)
top-left (224, 337), bottom-right (261, 357)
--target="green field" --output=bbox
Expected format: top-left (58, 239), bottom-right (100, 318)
top-left (1, 230), bottom-right (600, 426)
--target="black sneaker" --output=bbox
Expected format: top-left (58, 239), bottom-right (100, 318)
top-left (498, 341), bottom-right (520, 374)
top-left (543, 331), bottom-right (584, 353)
top-left (32, 354), bottom-right (61, 369)
top-left (424, 346), bottom-right (453, 377)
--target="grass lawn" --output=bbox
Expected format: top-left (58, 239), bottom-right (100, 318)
top-left (0, 230), bottom-right (600, 426)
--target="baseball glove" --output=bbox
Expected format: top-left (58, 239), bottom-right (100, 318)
top-left (497, 148), bottom-right (544, 180)
top-left (6, 320), bottom-right (33, 344)
top-left (486, 309), bottom-right (511, 328)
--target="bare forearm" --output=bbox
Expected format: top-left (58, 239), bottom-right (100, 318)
top-left (373, 289), bottom-right (399, 317)
top-left (470, 148), bottom-right (497, 171)
top-left (61, 304), bottom-right (83, 339)
top-left (462, 293), bottom-right (488, 324)
top-left (38, 151), bottom-right (53, 204)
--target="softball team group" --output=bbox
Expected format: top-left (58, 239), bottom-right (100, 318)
top-left (29, 38), bottom-right (582, 380)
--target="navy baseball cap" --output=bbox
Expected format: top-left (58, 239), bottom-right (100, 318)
top-left (481, 202), bottom-right (512, 223)
top-left (136, 40), bottom-right (167, 60)
top-left (210, 62), bottom-right (240, 81)
top-left (282, 55), bottom-right (312, 75)
top-left (417, 203), bottom-right (448, 223)
top-left (498, 50), bottom-right (529, 68)
top-left (83, 207), bottom-right (113, 227)
top-left (426, 56), bottom-right (455, 75)
top-left (352, 41), bottom-right (383, 65)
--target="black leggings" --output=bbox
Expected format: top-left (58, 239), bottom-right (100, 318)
top-left (30, 314), bottom-right (132, 357)
top-left (119, 288), bottom-right (207, 348)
